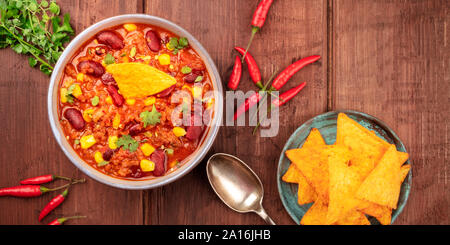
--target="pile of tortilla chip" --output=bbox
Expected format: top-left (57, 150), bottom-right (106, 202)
top-left (282, 113), bottom-right (410, 225)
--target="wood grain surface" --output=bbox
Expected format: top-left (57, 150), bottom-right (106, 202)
top-left (0, 0), bottom-right (448, 225)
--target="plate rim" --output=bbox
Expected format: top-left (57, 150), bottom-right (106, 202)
top-left (277, 109), bottom-right (412, 225)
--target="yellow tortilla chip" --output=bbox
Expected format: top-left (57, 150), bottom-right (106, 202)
top-left (356, 145), bottom-right (406, 209)
top-left (286, 146), bottom-right (331, 202)
top-left (400, 164), bottom-right (411, 180)
top-left (335, 210), bottom-right (370, 225)
top-left (282, 128), bottom-right (324, 204)
top-left (356, 201), bottom-right (392, 225)
top-left (300, 199), bottom-right (328, 225)
top-left (356, 164), bottom-right (410, 225)
top-left (336, 113), bottom-right (389, 179)
top-left (327, 145), bottom-right (361, 224)
top-left (106, 63), bottom-right (177, 99)
top-left (281, 165), bottom-right (302, 184)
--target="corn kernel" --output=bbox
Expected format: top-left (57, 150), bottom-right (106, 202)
top-left (60, 88), bottom-right (68, 103)
top-left (108, 136), bottom-right (118, 150)
top-left (173, 127), bottom-right (187, 137)
top-left (126, 99), bottom-right (136, 105)
top-left (72, 84), bottom-right (82, 98)
top-left (83, 108), bottom-right (94, 122)
top-left (94, 151), bottom-right (104, 164)
top-left (106, 96), bottom-right (113, 104)
top-left (144, 96), bottom-right (156, 106)
top-left (169, 65), bottom-right (174, 70)
top-left (112, 113), bottom-right (120, 129)
top-left (140, 143), bottom-right (155, 156)
top-left (93, 39), bottom-right (98, 44)
top-left (140, 159), bottom-right (155, 172)
top-left (80, 135), bottom-right (96, 149)
top-left (76, 73), bottom-right (84, 82)
top-left (123, 23), bottom-right (137, 32)
top-left (192, 85), bottom-right (202, 99)
top-left (158, 54), bottom-right (171, 65)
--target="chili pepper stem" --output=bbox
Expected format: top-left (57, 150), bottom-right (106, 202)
top-left (54, 175), bottom-right (73, 182)
top-left (241, 27), bottom-right (259, 62)
top-left (59, 215), bottom-right (86, 223)
top-left (41, 178), bottom-right (85, 193)
top-left (249, 69), bottom-right (278, 123)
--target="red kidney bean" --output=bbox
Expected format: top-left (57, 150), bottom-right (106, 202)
top-left (145, 30), bottom-right (161, 52)
top-left (151, 149), bottom-right (167, 177)
top-left (129, 165), bottom-right (143, 178)
top-left (101, 73), bottom-right (117, 87)
top-left (106, 85), bottom-right (124, 107)
top-left (102, 149), bottom-right (114, 161)
top-left (96, 31), bottom-right (124, 50)
top-left (156, 85), bottom-right (175, 97)
top-left (128, 123), bottom-right (142, 136)
top-left (64, 108), bottom-right (85, 130)
top-left (77, 60), bottom-right (105, 77)
top-left (186, 114), bottom-right (203, 140)
top-left (183, 69), bottom-right (204, 83)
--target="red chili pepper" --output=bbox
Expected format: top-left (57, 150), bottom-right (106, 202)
top-left (227, 56), bottom-right (242, 90)
top-left (272, 82), bottom-right (307, 107)
top-left (20, 174), bottom-right (72, 185)
top-left (48, 215), bottom-right (86, 225)
top-left (0, 179), bottom-right (84, 198)
top-left (233, 92), bottom-right (262, 121)
top-left (235, 46), bottom-right (262, 89)
top-left (270, 55), bottom-right (320, 91)
top-left (39, 188), bottom-right (69, 222)
top-left (242, 0), bottom-right (274, 60)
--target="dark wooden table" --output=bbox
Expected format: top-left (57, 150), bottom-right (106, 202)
top-left (0, 0), bottom-right (448, 225)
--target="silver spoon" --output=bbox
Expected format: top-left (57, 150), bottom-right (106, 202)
top-left (206, 153), bottom-right (276, 225)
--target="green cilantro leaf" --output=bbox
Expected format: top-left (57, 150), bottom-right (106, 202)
top-left (91, 96), bottom-right (99, 106)
top-left (194, 76), bottom-right (203, 82)
top-left (178, 37), bottom-right (188, 48)
top-left (104, 53), bottom-right (115, 64)
top-left (167, 37), bottom-right (189, 54)
top-left (140, 105), bottom-right (161, 127)
top-left (116, 135), bottom-right (139, 152)
top-left (165, 148), bottom-right (174, 155)
top-left (181, 66), bottom-right (192, 74)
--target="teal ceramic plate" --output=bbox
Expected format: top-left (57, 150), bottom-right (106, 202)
top-left (277, 110), bottom-right (412, 225)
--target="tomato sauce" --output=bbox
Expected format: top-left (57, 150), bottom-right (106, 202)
top-left (57, 23), bottom-right (214, 179)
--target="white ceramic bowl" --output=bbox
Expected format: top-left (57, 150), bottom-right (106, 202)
top-left (48, 14), bottom-right (223, 189)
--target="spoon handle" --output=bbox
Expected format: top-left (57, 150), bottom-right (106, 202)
top-left (255, 206), bottom-right (276, 225)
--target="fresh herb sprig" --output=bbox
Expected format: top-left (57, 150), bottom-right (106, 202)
top-left (140, 105), bottom-right (161, 127)
top-left (167, 37), bottom-right (188, 54)
top-left (116, 135), bottom-right (139, 153)
top-left (0, 0), bottom-right (74, 75)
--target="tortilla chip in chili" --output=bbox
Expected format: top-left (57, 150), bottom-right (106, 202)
top-left (106, 63), bottom-right (177, 99)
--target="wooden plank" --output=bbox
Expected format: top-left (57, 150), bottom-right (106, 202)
top-left (332, 0), bottom-right (449, 224)
top-left (0, 0), bottom-right (144, 225)
top-left (144, 0), bottom-right (328, 224)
